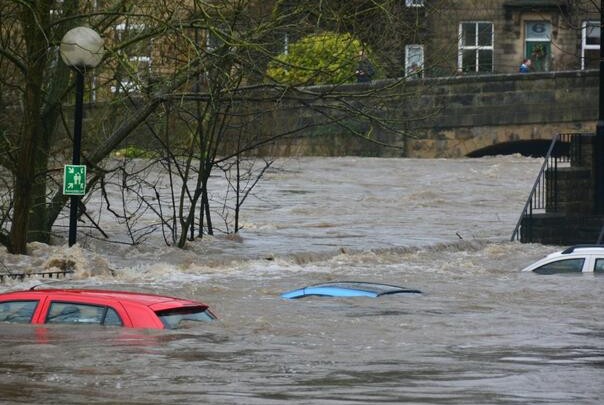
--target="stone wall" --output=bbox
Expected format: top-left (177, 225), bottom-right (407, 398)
top-left (260, 69), bottom-right (598, 158)
top-left (76, 70), bottom-right (599, 159)
top-left (403, 70), bottom-right (598, 157)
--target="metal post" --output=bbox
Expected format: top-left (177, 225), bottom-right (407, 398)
top-left (596, 1), bottom-right (604, 214)
top-left (68, 70), bottom-right (84, 246)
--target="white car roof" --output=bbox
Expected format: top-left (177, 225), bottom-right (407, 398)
top-left (558, 245), bottom-right (604, 254)
top-left (521, 245), bottom-right (604, 272)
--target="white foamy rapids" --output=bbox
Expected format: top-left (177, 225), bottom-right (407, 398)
top-left (1, 238), bottom-right (555, 291)
top-left (1, 156), bottom-right (551, 289)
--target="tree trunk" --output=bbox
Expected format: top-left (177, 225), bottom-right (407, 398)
top-left (8, 3), bottom-right (49, 254)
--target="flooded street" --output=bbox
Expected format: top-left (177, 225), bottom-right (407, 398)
top-left (1, 156), bottom-right (603, 404)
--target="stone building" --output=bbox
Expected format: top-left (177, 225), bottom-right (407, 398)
top-left (417, 0), bottom-right (600, 76)
top-left (273, 1), bottom-right (600, 79)
top-left (91, 1), bottom-right (603, 91)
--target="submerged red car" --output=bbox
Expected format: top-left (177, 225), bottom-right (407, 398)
top-left (0, 288), bottom-right (216, 329)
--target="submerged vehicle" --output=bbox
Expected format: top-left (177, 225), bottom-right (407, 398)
top-left (281, 281), bottom-right (422, 299)
top-left (521, 245), bottom-right (604, 274)
top-left (0, 288), bottom-right (216, 329)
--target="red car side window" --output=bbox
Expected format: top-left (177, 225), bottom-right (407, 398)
top-left (46, 302), bottom-right (123, 326)
top-left (0, 300), bottom-right (38, 323)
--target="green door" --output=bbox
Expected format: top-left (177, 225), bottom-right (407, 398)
top-left (526, 41), bottom-right (550, 71)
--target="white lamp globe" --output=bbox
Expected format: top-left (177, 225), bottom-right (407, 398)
top-left (60, 27), bottom-right (104, 68)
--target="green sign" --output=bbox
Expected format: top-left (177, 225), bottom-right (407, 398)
top-left (63, 164), bottom-right (87, 196)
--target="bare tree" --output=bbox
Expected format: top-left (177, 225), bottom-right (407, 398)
top-left (0, 0), bottom-right (450, 253)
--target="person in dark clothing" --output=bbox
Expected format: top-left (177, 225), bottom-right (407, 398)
top-left (355, 50), bottom-right (374, 83)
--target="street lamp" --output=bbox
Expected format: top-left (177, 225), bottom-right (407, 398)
top-left (60, 27), bottom-right (104, 246)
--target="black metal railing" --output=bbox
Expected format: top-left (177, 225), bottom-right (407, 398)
top-left (511, 133), bottom-right (587, 242)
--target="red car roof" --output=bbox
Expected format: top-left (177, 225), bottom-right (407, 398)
top-left (0, 288), bottom-right (215, 329)
top-left (0, 289), bottom-right (204, 308)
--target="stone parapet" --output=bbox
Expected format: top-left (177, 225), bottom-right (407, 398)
top-left (71, 70), bottom-right (598, 158)
top-left (546, 167), bottom-right (593, 214)
top-left (521, 213), bottom-right (604, 245)
top-left (254, 70), bottom-right (598, 157)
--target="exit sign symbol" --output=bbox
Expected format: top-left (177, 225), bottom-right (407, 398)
top-left (63, 164), bottom-right (87, 196)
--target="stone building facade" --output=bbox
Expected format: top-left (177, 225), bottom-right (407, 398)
top-left (414, 0), bottom-right (600, 76)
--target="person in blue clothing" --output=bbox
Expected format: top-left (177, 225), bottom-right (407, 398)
top-left (519, 58), bottom-right (532, 73)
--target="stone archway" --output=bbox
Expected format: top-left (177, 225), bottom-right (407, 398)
top-left (466, 139), bottom-right (566, 158)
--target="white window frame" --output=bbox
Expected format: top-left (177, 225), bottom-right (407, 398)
top-left (405, 0), bottom-right (424, 6)
top-left (405, 44), bottom-right (424, 78)
top-left (50, 0), bottom-right (64, 16)
top-left (458, 21), bottom-right (494, 73)
top-left (581, 20), bottom-right (600, 70)
top-left (112, 23), bottom-right (152, 94)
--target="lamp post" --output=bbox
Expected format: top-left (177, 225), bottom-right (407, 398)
top-left (59, 27), bottom-right (104, 246)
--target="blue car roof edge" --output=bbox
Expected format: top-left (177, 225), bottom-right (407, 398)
top-left (304, 286), bottom-right (378, 297)
top-left (280, 288), bottom-right (307, 299)
top-left (377, 289), bottom-right (422, 296)
top-left (307, 281), bottom-right (411, 289)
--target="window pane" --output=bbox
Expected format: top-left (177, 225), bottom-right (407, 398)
top-left (587, 24), bottom-right (601, 45)
top-left (406, 45), bottom-right (423, 66)
top-left (533, 258), bottom-right (584, 274)
top-left (117, 24), bottom-right (149, 56)
top-left (462, 49), bottom-right (476, 72)
top-left (462, 23), bottom-right (476, 47)
top-left (526, 22), bottom-right (551, 40)
top-left (594, 258), bottom-right (604, 272)
top-left (584, 49), bottom-right (600, 69)
top-left (113, 22), bottom-right (152, 94)
top-left (157, 307), bottom-right (216, 329)
top-left (0, 301), bottom-right (37, 323)
top-left (478, 49), bottom-right (493, 72)
top-left (47, 302), bottom-right (105, 325)
top-left (478, 23), bottom-right (492, 46)
top-left (104, 308), bottom-right (123, 326)
top-left (406, 45), bottom-right (424, 77)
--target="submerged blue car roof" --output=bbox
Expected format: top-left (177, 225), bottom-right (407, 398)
top-left (281, 281), bottom-right (422, 299)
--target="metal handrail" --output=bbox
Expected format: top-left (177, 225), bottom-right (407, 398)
top-left (598, 222), bottom-right (604, 244)
top-left (510, 134), bottom-right (559, 241)
top-left (510, 133), bottom-right (584, 242)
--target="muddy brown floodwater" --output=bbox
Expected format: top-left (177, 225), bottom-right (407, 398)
top-left (1, 156), bottom-right (602, 404)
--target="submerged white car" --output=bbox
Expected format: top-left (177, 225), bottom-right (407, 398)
top-left (521, 245), bottom-right (604, 274)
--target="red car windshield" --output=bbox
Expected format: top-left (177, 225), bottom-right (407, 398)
top-left (155, 306), bottom-right (216, 329)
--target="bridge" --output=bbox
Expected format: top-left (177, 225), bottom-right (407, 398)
top-left (255, 70), bottom-right (599, 158)
top-left (402, 70), bottom-right (598, 158)
top-left (76, 70), bottom-right (598, 159)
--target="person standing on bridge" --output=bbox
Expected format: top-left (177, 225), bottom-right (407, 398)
top-left (519, 58), bottom-right (532, 73)
top-left (355, 50), bottom-right (375, 83)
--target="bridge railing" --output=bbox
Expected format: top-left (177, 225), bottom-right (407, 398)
top-left (0, 264), bottom-right (74, 284)
top-left (510, 133), bottom-right (588, 242)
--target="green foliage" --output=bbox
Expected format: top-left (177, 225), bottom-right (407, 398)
top-left (267, 32), bottom-right (375, 85)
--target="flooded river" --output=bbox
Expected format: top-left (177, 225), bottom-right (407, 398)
top-left (1, 157), bottom-right (603, 404)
